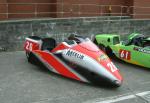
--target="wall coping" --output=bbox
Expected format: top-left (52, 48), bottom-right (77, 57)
top-left (0, 17), bottom-right (150, 24)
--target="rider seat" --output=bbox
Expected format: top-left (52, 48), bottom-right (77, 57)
top-left (41, 38), bottom-right (56, 51)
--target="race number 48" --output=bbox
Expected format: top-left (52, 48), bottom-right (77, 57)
top-left (119, 49), bottom-right (131, 60)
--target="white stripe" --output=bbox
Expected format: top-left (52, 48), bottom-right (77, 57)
top-left (85, 91), bottom-right (150, 103)
top-left (62, 42), bottom-right (72, 47)
top-left (45, 51), bottom-right (89, 83)
top-left (63, 49), bottom-right (118, 82)
top-left (136, 91), bottom-right (150, 96)
top-left (96, 95), bottom-right (135, 103)
top-left (34, 50), bottom-right (88, 83)
top-left (33, 52), bottom-right (59, 74)
top-left (26, 38), bottom-right (41, 43)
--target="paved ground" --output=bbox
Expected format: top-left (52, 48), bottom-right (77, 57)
top-left (0, 51), bottom-right (150, 103)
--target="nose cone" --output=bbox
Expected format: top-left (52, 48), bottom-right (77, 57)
top-left (96, 54), bottom-right (123, 87)
top-left (113, 80), bottom-right (122, 87)
top-left (112, 70), bottom-right (123, 86)
top-left (106, 69), bottom-right (123, 87)
top-left (93, 65), bottom-right (123, 87)
top-left (90, 74), bottom-right (123, 87)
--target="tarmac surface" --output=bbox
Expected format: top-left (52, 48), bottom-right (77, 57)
top-left (0, 51), bottom-right (150, 103)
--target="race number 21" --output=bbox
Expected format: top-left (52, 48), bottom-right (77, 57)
top-left (107, 62), bottom-right (118, 72)
top-left (119, 49), bottom-right (131, 60)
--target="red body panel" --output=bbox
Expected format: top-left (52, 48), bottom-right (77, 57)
top-left (34, 50), bottom-right (82, 81)
top-left (51, 42), bottom-right (70, 53)
top-left (24, 37), bottom-right (123, 86)
top-left (24, 40), bottom-right (40, 52)
top-left (72, 41), bottom-right (123, 82)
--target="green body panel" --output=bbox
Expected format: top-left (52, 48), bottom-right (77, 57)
top-left (110, 44), bottom-right (150, 68)
top-left (95, 34), bottom-right (120, 47)
top-left (95, 34), bottom-right (150, 68)
top-left (127, 33), bottom-right (140, 40)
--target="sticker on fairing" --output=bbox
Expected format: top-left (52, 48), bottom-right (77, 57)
top-left (97, 54), bottom-right (108, 62)
top-left (119, 49), bottom-right (131, 60)
top-left (134, 47), bottom-right (150, 54)
top-left (65, 49), bottom-right (84, 60)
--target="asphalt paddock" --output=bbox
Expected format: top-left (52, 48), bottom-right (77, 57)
top-left (0, 51), bottom-right (150, 103)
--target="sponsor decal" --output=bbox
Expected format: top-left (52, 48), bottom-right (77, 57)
top-left (134, 47), bottom-right (150, 54)
top-left (65, 50), bottom-right (84, 60)
top-left (97, 54), bottom-right (108, 61)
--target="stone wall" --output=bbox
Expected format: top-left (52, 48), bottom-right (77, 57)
top-left (0, 17), bottom-right (149, 51)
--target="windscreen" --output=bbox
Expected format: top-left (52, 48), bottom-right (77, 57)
top-left (113, 37), bottom-right (120, 45)
top-left (79, 39), bottom-right (99, 52)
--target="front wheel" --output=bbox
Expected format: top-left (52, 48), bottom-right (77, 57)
top-left (93, 38), bottom-right (98, 45)
top-left (99, 44), bottom-right (106, 53)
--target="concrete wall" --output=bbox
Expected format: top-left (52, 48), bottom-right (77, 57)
top-left (0, 17), bottom-right (150, 51)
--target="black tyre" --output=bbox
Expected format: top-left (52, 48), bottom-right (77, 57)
top-left (93, 39), bottom-right (106, 52)
top-left (99, 44), bottom-right (106, 53)
top-left (93, 38), bottom-right (98, 45)
top-left (26, 52), bottom-right (30, 62)
top-left (26, 52), bottom-right (36, 64)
